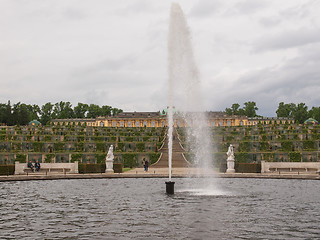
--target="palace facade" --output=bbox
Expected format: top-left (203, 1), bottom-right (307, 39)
top-left (51, 111), bottom-right (294, 127)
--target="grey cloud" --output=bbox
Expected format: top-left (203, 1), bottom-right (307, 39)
top-left (280, 0), bottom-right (318, 20)
top-left (227, 45), bottom-right (320, 115)
top-left (259, 17), bottom-right (282, 28)
top-left (229, 0), bottom-right (268, 15)
top-left (62, 8), bottom-right (88, 20)
top-left (254, 28), bottom-right (320, 51)
top-left (189, 0), bottom-right (222, 18)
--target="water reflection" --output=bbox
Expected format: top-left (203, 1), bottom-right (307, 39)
top-left (0, 178), bottom-right (319, 239)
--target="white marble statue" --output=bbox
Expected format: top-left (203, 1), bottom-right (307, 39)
top-left (105, 145), bottom-right (114, 173)
top-left (226, 144), bottom-right (235, 173)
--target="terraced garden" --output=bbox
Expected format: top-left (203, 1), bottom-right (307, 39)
top-left (1, 122), bottom-right (319, 174)
top-left (0, 125), bottom-right (166, 174)
top-left (178, 123), bottom-right (320, 170)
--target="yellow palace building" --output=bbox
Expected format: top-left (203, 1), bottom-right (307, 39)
top-left (51, 110), bottom-right (294, 127)
top-left (52, 111), bottom-right (252, 127)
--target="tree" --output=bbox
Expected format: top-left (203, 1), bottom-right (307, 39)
top-left (308, 107), bottom-right (320, 122)
top-left (12, 102), bottom-right (31, 125)
top-left (101, 105), bottom-right (113, 116)
top-left (53, 101), bottom-right (74, 119)
top-left (225, 103), bottom-right (241, 115)
top-left (225, 101), bottom-right (257, 117)
top-left (0, 101), bottom-right (12, 125)
top-left (276, 102), bottom-right (296, 118)
top-left (74, 103), bottom-right (88, 118)
top-left (27, 104), bottom-right (41, 121)
top-left (112, 107), bottom-right (123, 116)
top-left (243, 101), bottom-right (258, 117)
top-left (293, 103), bottom-right (308, 124)
top-left (40, 102), bottom-right (55, 125)
top-left (87, 104), bottom-right (102, 118)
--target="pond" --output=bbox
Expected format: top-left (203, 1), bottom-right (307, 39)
top-left (0, 177), bottom-right (319, 239)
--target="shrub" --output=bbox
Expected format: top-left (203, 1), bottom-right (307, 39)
top-left (281, 141), bottom-right (294, 152)
top-left (289, 152), bottom-right (301, 162)
top-left (76, 142), bottom-right (84, 151)
top-left (95, 142), bottom-right (105, 152)
top-left (136, 142), bottom-right (145, 152)
top-left (122, 153), bottom-right (137, 168)
top-left (303, 140), bottom-right (315, 150)
top-left (71, 153), bottom-right (82, 162)
top-left (149, 153), bottom-right (161, 164)
top-left (116, 142), bottom-right (124, 152)
top-left (45, 154), bottom-right (55, 163)
top-left (33, 142), bottom-right (44, 152)
top-left (262, 153), bottom-right (274, 162)
top-left (239, 142), bottom-right (250, 152)
top-left (16, 154), bottom-right (26, 163)
top-left (54, 142), bottom-right (64, 152)
top-left (235, 153), bottom-right (249, 163)
top-left (259, 141), bottom-right (270, 151)
top-left (95, 153), bottom-right (106, 164)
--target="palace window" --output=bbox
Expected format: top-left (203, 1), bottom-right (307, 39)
top-left (240, 121), bottom-right (243, 126)
top-left (151, 121), bottom-right (155, 127)
top-left (120, 121), bottom-right (124, 127)
top-left (143, 121), bottom-right (147, 127)
top-left (219, 121), bottom-right (223, 126)
top-left (100, 122), bottom-right (104, 127)
top-left (128, 121), bottom-right (132, 127)
top-left (136, 121), bottom-right (140, 127)
top-left (113, 121), bottom-right (116, 127)
top-left (227, 121), bottom-right (231, 126)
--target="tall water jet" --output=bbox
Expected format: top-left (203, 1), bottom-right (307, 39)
top-left (167, 3), bottom-right (215, 192)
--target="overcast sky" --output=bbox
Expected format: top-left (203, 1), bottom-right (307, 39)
top-left (1, 0), bottom-right (319, 116)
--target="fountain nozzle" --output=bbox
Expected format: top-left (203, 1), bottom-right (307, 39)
top-left (165, 181), bottom-right (175, 194)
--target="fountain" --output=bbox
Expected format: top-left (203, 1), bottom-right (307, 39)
top-left (166, 3), bottom-right (215, 194)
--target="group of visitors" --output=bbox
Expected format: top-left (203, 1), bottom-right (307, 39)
top-left (27, 160), bottom-right (41, 172)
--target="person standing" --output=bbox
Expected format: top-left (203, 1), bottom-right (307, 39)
top-left (145, 159), bottom-right (149, 172)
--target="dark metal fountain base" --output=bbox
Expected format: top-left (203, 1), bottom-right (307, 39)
top-left (165, 181), bottom-right (175, 194)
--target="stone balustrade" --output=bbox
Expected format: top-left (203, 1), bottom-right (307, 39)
top-left (14, 161), bottom-right (79, 175)
top-left (261, 161), bottom-right (320, 173)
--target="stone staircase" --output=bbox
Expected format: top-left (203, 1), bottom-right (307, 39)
top-left (151, 128), bottom-right (190, 168)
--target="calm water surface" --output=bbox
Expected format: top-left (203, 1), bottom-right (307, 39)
top-left (0, 178), bottom-right (319, 239)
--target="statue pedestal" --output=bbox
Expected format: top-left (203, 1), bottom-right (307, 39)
top-left (226, 159), bottom-right (235, 173)
top-left (105, 160), bottom-right (114, 174)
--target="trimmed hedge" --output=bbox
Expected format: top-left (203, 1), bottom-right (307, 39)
top-left (219, 163), bottom-right (261, 173)
top-left (0, 165), bottom-right (14, 175)
top-left (78, 163), bottom-right (122, 173)
top-left (122, 153), bottom-right (137, 168)
top-left (149, 153), bottom-right (161, 164)
top-left (236, 163), bottom-right (261, 173)
top-left (79, 163), bottom-right (105, 173)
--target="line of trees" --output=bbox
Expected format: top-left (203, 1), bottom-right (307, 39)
top-left (225, 101), bottom-right (259, 117)
top-left (225, 101), bottom-right (320, 124)
top-left (0, 101), bottom-right (123, 126)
